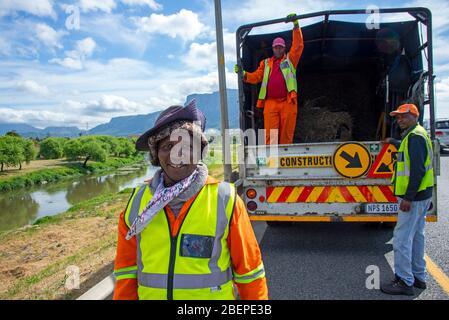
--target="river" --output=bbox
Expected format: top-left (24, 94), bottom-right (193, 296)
top-left (0, 163), bottom-right (157, 232)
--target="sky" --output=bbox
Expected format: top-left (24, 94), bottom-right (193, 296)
top-left (0, 0), bottom-right (448, 129)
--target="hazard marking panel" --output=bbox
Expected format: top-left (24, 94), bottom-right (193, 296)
top-left (266, 185), bottom-right (397, 203)
top-left (367, 143), bottom-right (398, 178)
top-left (333, 142), bottom-right (372, 179)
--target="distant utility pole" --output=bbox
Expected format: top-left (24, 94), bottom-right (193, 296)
top-left (214, 0), bottom-right (232, 182)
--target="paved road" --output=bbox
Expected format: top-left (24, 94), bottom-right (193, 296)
top-left (253, 155), bottom-right (449, 300)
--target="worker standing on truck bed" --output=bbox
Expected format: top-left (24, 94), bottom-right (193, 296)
top-left (113, 101), bottom-right (268, 300)
top-left (235, 13), bottom-right (304, 145)
top-left (380, 103), bottom-right (434, 296)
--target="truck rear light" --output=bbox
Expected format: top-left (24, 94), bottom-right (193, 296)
top-left (247, 201), bottom-right (257, 211)
top-left (436, 131), bottom-right (443, 136)
top-left (259, 195), bottom-right (265, 202)
top-left (246, 188), bottom-right (257, 199)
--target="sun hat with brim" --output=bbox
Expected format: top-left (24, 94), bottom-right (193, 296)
top-left (389, 103), bottom-right (420, 117)
top-left (135, 99), bottom-right (206, 152)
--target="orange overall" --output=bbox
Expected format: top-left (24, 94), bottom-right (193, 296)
top-left (244, 26), bottom-right (304, 145)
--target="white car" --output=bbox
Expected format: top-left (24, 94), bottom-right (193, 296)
top-left (436, 118), bottom-right (449, 152)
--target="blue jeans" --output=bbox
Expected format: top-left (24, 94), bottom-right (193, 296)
top-left (393, 197), bottom-right (431, 286)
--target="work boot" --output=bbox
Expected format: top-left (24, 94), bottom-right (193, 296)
top-left (413, 277), bottom-right (427, 290)
top-left (380, 277), bottom-right (415, 296)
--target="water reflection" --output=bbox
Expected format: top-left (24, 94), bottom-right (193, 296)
top-left (0, 164), bottom-right (156, 232)
top-left (0, 194), bottom-right (39, 232)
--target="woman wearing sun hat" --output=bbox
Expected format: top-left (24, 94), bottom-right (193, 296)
top-left (113, 100), bottom-right (268, 300)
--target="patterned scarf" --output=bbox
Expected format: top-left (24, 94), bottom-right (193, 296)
top-left (125, 168), bottom-right (199, 240)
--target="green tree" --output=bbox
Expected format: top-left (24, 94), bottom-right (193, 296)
top-left (99, 136), bottom-right (118, 156)
top-left (0, 135), bottom-right (24, 170)
top-left (5, 131), bottom-right (20, 137)
top-left (63, 139), bottom-right (83, 161)
top-left (0, 136), bottom-right (7, 171)
top-left (21, 138), bottom-right (37, 168)
top-left (39, 137), bottom-right (64, 159)
top-left (81, 141), bottom-right (107, 167)
top-left (117, 138), bottom-right (135, 157)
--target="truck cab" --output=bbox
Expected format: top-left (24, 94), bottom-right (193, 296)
top-left (235, 8), bottom-right (439, 224)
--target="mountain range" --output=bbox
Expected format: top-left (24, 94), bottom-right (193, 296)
top-left (0, 90), bottom-right (239, 138)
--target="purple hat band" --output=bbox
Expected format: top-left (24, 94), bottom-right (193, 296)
top-left (272, 37), bottom-right (286, 47)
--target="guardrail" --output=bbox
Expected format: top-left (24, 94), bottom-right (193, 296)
top-left (77, 275), bottom-right (115, 300)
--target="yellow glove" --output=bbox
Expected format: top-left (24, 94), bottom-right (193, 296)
top-left (286, 13), bottom-right (299, 27)
top-left (235, 64), bottom-right (246, 76)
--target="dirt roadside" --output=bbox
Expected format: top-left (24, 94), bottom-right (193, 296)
top-left (0, 190), bottom-right (130, 300)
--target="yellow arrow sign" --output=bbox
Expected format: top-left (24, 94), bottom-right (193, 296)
top-left (333, 142), bottom-right (372, 179)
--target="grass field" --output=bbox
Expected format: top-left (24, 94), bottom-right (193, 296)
top-left (0, 159), bottom-right (71, 181)
top-left (0, 156), bottom-right (144, 192)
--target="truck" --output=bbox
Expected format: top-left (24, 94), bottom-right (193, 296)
top-left (234, 8), bottom-right (440, 225)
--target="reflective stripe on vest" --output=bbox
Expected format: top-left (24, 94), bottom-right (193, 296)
top-left (233, 262), bottom-right (265, 284)
top-left (114, 266), bottom-right (138, 281)
top-left (258, 56), bottom-right (297, 101)
top-left (138, 268), bottom-right (233, 289)
top-left (392, 124), bottom-right (434, 196)
top-left (124, 184), bottom-right (147, 229)
top-left (124, 181), bottom-right (236, 300)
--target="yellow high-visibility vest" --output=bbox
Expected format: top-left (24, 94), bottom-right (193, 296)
top-left (392, 124), bottom-right (434, 196)
top-left (116, 181), bottom-right (264, 300)
top-left (258, 56), bottom-right (297, 101)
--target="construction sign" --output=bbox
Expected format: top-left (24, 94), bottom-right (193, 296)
top-left (332, 142), bottom-right (372, 179)
top-left (270, 155), bottom-right (333, 168)
top-left (367, 143), bottom-right (398, 178)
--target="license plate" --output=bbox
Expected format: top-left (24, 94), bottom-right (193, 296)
top-left (364, 203), bottom-right (399, 214)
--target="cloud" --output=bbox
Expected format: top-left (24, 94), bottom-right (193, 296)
top-left (79, 0), bottom-right (165, 12)
top-left (1, 54), bottom-right (232, 128)
top-left (183, 30), bottom-right (236, 70)
top-left (83, 95), bottom-right (147, 115)
top-left (176, 69), bottom-right (238, 96)
top-left (15, 80), bottom-right (50, 96)
top-left (49, 57), bottom-right (83, 70)
top-left (136, 9), bottom-right (207, 42)
top-left (0, 107), bottom-right (62, 127)
top-left (0, 0), bottom-right (56, 18)
top-left (79, 0), bottom-right (116, 13)
top-left (35, 23), bottom-right (66, 49)
top-left (434, 35), bottom-right (449, 65)
top-left (223, 0), bottom-right (338, 33)
top-left (405, 0), bottom-right (449, 35)
top-left (0, 36), bottom-right (12, 56)
top-left (75, 37), bottom-right (96, 57)
top-left (80, 13), bottom-right (149, 56)
top-left (50, 37), bottom-right (97, 70)
top-left (121, 0), bottom-right (162, 11)
top-left (0, 20), bottom-right (43, 59)
top-left (435, 76), bottom-right (449, 118)
top-left (0, 106), bottom-right (101, 129)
